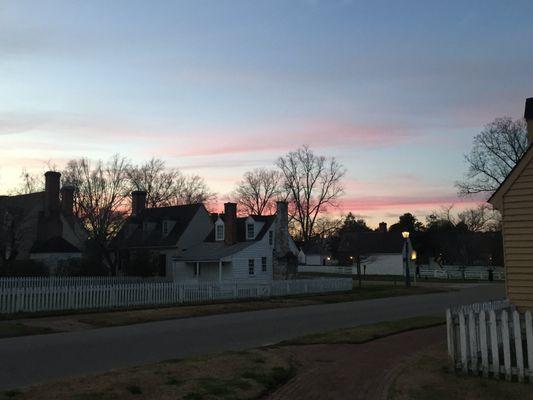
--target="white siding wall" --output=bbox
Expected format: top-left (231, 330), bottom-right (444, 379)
top-left (306, 254), bottom-right (325, 266)
top-left (362, 253), bottom-right (403, 275)
top-left (230, 230), bottom-right (274, 283)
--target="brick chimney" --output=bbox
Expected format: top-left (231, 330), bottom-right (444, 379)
top-left (60, 185), bottom-right (75, 216)
top-left (131, 191), bottom-right (147, 216)
top-left (224, 202), bottom-right (237, 245)
top-left (378, 222), bottom-right (387, 233)
top-left (525, 97), bottom-right (533, 145)
top-left (275, 201), bottom-right (289, 257)
top-left (44, 171), bottom-right (61, 217)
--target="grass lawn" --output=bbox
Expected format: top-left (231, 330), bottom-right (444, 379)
top-left (0, 348), bottom-right (296, 400)
top-left (76, 285), bottom-right (447, 329)
top-left (0, 285), bottom-right (449, 339)
top-left (388, 343), bottom-right (533, 400)
top-left (0, 323), bottom-right (56, 339)
top-left (280, 315), bottom-right (445, 345)
top-left (0, 315), bottom-right (449, 400)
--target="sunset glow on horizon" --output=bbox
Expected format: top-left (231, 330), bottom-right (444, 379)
top-left (2, 0), bottom-right (533, 227)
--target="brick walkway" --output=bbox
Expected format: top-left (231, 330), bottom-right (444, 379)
top-left (267, 325), bottom-right (445, 400)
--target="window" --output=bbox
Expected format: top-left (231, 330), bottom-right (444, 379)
top-left (248, 259), bottom-right (255, 275)
top-left (216, 224), bottom-right (224, 241)
top-left (247, 224), bottom-right (255, 239)
top-left (268, 231), bottom-right (273, 245)
top-left (261, 257), bottom-right (267, 272)
top-left (163, 221), bottom-right (168, 235)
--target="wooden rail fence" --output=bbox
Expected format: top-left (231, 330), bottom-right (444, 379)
top-left (0, 277), bottom-right (352, 314)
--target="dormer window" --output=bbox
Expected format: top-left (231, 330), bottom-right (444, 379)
top-left (216, 224), bottom-right (224, 241)
top-left (247, 223), bottom-right (255, 239)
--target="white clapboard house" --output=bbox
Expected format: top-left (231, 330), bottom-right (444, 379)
top-left (114, 193), bottom-right (299, 282)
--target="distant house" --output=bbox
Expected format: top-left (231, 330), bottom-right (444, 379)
top-left (0, 171), bottom-right (87, 272)
top-left (338, 231), bottom-right (408, 275)
top-left (489, 97), bottom-right (533, 310)
top-left (113, 192), bottom-right (299, 281)
top-left (300, 241), bottom-right (331, 266)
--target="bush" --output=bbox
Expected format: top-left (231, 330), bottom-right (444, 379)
top-left (0, 259), bottom-right (49, 277)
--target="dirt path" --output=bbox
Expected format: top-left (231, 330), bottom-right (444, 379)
top-left (267, 325), bottom-right (445, 400)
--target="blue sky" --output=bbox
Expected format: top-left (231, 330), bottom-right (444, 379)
top-left (1, 0), bottom-right (533, 225)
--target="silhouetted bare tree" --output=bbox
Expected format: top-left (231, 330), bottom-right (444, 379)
top-left (457, 117), bottom-right (528, 196)
top-left (232, 168), bottom-right (282, 215)
top-left (277, 146), bottom-right (345, 242)
top-left (62, 154), bottom-right (130, 271)
top-left (127, 158), bottom-right (215, 208)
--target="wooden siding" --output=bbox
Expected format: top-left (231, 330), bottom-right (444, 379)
top-left (503, 157), bottom-right (533, 310)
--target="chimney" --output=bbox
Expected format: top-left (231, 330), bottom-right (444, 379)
top-left (378, 222), bottom-right (387, 233)
top-left (525, 97), bottom-right (533, 145)
top-left (224, 202), bottom-right (237, 245)
top-left (44, 171), bottom-right (61, 216)
top-left (60, 185), bottom-right (75, 216)
top-left (131, 191), bottom-right (147, 216)
top-left (275, 201), bottom-right (289, 256)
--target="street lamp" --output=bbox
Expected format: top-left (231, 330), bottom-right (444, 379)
top-left (402, 231), bottom-right (411, 287)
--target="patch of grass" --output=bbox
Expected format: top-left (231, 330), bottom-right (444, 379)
top-left (164, 377), bottom-right (183, 386)
top-left (1, 390), bottom-right (22, 398)
top-left (281, 315), bottom-right (445, 345)
top-left (388, 343), bottom-right (533, 400)
top-left (125, 385), bottom-right (142, 395)
top-left (0, 323), bottom-right (56, 339)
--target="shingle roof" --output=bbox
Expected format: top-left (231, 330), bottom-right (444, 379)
top-left (30, 236), bottom-right (81, 253)
top-left (338, 232), bottom-right (403, 254)
top-left (174, 241), bottom-right (255, 261)
top-left (205, 214), bottom-right (275, 242)
top-left (113, 203), bottom-right (204, 248)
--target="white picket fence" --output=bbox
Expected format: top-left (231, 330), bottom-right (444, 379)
top-left (0, 276), bottom-right (170, 290)
top-left (298, 265), bottom-right (505, 281)
top-left (421, 268), bottom-right (505, 281)
top-left (0, 277), bottom-right (352, 314)
top-left (447, 300), bottom-right (533, 382)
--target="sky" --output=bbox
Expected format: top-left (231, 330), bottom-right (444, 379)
top-left (1, 0), bottom-right (533, 227)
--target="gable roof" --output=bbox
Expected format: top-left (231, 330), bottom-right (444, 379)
top-left (205, 214), bottom-right (275, 242)
top-left (0, 192), bottom-right (45, 217)
top-left (488, 143), bottom-right (533, 211)
top-left (338, 231), bottom-right (403, 255)
top-left (113, 203), bottom-right (205, 248)
top-left (174, 241), bottom-right (255, 262)
top-left (30, 236), bottom-right (81, 254)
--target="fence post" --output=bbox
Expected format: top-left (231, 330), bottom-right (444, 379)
top-left (446, 309), bottom-right (455, 364)
top-left (459, 311), bottom-right (468, 374)
top-left (513, 311), bottom-right (525, 382)
top-left (479, 311), bottom-right (489, 378)
top-left (501, 310), bottom-right (512, 381)
top-left (468, 311), bottom-right (478, 375)
top-left (489, 310), bottom-right (500, 379)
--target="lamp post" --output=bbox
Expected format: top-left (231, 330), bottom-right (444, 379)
top-left (402, 231), bottom-right (411, 287)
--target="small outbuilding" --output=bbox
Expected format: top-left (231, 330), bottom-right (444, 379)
top-left (489, 97), bottom-right (533, 310)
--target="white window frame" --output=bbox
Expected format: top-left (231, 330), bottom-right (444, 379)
top-left (248, 259), bottom-right (255, 275)
top-left (247, 224), bottom-right (255, 239)
top-left (261, 256), bottom-right (267, 272)
top-left (215, 224), bottom-right (224, 241)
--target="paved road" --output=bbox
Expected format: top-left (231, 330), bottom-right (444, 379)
top-left (0, 283), bottom-right (504, 389)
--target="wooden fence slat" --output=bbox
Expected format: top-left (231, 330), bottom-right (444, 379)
top-left (489, 310), bottom-right (500, 379)
top-left (513, 311), bottom-right (525, 382)
top-left (468, 311), bottom-right (478, 375)
top-left (479, 311), bottom-right (489, 377)
top-left (501, 310), bottom-right (512, 381)
top-left (526, 311), bottom-right (533, 379)
top-left (459, 311), bottom-right (468, 374)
